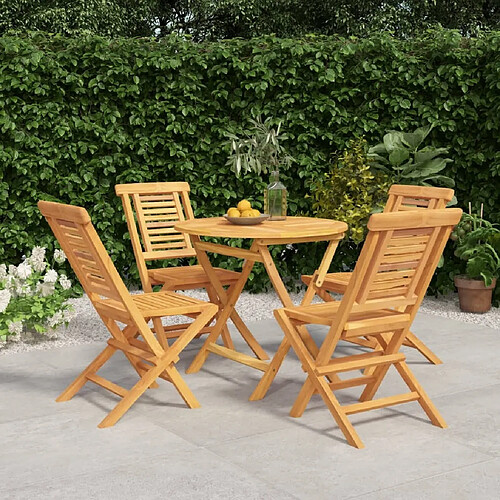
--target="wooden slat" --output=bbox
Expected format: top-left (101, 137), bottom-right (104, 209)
top-left (373, 269), bottom-right (415, 281)
top-left (195, 241), bottom-right (264, 262)
top-left (328, 375), bottom-right (375, 390)
top-left (107, 338), bottom-right (158, 364)
top-left (206, 343), bottom-right (269, 371)
top-left (143, 214), bottom-right (179, 222)
top-left (343, 315), bottom-right (410, 337)
top-left (385, 244), bottom-right (427, 255)
top-left (402, 197), bottom-right (430, 207)
top-left (343, 392), bottom-right (420, 415)
top-left (381, 252), bottom-right (424, 264)
top-left (316, 352), bottom-right (405, 375)
top-left (139, 201), bottom-right (176, 208)
top-left (388, 235), bottom-right (429, 246)
top-left (86, 374), bottom-right (128, 398)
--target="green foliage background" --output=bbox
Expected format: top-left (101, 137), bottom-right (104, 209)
top-left (1, 1), bottom-right (499, 39)
top-left (0, 30), bottom-right (499, 292)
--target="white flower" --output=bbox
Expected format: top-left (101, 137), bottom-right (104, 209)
top-left (8, 265), bottom-right (17, 277)
top-left (16, 284), bottom-right (32, 297)
top-left (0, 289), bottom-right (11, 313)
top-left (7, 321), bottom-right (23, 336)
top-left (47, 311), bottom-right (64, 328)
top-left (59, 274), bottom-right (72, 290)
top-left (4, 275), bottom-right (16, 292)
top-left (37, 282), bottom-right (55, 297)
top-left (53, 249), bottom-right (66, 264)
top-left (63, 308), bottom-right (76, 322)
top-left (28, 246), bottom-right (47, 272)
top-left (31, 246), bottom-right (46, 261)
top-left (16, 261), bottom-right (32, 280)
top-left (0, 264), bottom-right (7, 280)
top-left (43, 269), bottom-right (58, 283)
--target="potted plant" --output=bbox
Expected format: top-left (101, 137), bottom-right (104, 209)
top-left (225, 116), bottom-right (294, 220)
top-left (451, 209), bottom-right (500, 313)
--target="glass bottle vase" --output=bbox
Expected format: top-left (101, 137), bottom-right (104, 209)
top-left (264, 170), bottom-right (287, 220)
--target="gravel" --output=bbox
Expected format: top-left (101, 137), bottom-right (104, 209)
top-left (1, 290), bottom-right (498, 356)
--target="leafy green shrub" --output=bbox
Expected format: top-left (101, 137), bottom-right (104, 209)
top-left (0, 30), bottom-right (499, 294)
top-left (368, 125), bottom-right (455, 202)
top-left (311, 139), bottom-right (391, 244)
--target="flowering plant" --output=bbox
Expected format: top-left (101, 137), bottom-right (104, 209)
top-left (0, 247), bottom-right (75, 346)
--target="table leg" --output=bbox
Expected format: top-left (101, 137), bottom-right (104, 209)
top-left (250, 238), bottom-right (342, 401)
top-left (195, 239), bottom-right (268, 360)
top-left (186, 243), bottom-right (259, 374)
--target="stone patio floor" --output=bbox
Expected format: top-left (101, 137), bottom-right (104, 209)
top-left (1, 312), bottom-right (499, 499)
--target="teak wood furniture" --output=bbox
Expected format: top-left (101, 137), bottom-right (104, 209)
top-left (174, 216), bottom-right (347, 392)
top-left (275, 208), bottom-right (462, 448)
top-left (38, 200), bottom-right (218, 428)
top-left (301, 184), bottom-right (454, 365)
top-left (115, 182), bottom-right (241, 348)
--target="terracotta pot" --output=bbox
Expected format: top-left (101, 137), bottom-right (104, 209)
top-left (454, 275), bottom-right (497, 313)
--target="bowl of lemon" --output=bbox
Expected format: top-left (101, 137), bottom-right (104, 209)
top-left (224, 200), bottom-right (270, 225)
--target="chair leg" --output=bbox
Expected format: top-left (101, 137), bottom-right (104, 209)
top-left (290, 377), bottom-right (315, 417)
top-left (249, 337), bottom-right (291, 401)
top-left (98, 361), bottom-right (167, 428)
top-left (162, 364), bottom-right (201, 409)
top-left (361, 326), bottom-right (411, 402)
top-left (395, 361), bottom-right (447, 428)
top-left (312, 375), bottom-right (365, 449)
top-left (56, 345), bottom-right (116, 402)
top-left (404, 331), bottom-right (443, 364)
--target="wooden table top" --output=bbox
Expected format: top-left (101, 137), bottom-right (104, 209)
top-left (175, 216), bottom-right (347, 240)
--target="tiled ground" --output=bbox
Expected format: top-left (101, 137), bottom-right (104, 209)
top-left (1, 312), bottom-right (499, 499)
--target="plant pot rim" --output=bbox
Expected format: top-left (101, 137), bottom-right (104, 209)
top-left (454, 275), bottom-right (497, 290)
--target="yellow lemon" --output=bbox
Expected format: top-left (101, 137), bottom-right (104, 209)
top-left (251, 209), bottom-right (261, 217)
top-left (240, 209), bottom-right (254, 217)
top-left (227, 207), bottom-right (240, 217)
top-left (237, 199), bottom-right (252, 212)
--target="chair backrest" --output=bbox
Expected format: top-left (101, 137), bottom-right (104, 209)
top-left (38, 201), bottom-right (132, 306)
top-left (317, 208), bottom-right (462, 363)
top-left (115, 182), bottom-right (197, 290)
top-left (384, 185), bottom-right (454, 212)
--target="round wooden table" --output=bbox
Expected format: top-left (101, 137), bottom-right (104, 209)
top-left (175, 216), bottom-right (347, 398)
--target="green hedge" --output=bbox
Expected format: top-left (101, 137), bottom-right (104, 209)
top-left (1, 30), bottom-right (499, 292)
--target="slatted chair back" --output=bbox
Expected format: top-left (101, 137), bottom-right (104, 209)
top-left (115, 182), bottom-right (197, 290)
top-left (316, 208), bottom-right (462, 365)
top-left (384, 184), bottom-right (454, 212)
top-left (38, 201), bottom-right (132, 305)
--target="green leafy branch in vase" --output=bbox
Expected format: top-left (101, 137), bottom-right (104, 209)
top-left (225, 116), bottom-right (294, 177)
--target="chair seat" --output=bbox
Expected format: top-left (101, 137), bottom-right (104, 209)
top-left (301, 272), bottom-right (352, 293)
top-left (132, 291), bottom-right (213, 317)
top-left (149, 265), bottom-right (240, 289)
top-left (95, 291), bottom-right (213, 321)
top-left (283, 301), bottom-right (409, 333)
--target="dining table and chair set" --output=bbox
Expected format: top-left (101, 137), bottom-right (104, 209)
top-left (37, 182), bottom-right (460, 449)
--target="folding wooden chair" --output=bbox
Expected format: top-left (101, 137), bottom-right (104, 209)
top-left (115, 182), bottom-right (241, 348)
top-left (302, 185), bottom-right (454, 364)
top-left (276, 208), bottom-right (462, 448)
top-left (38, 201), bottom-right (218, 428)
